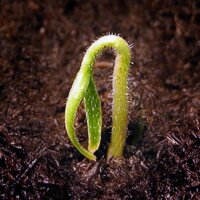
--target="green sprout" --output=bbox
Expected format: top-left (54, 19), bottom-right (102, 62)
top-left (65, 35), bottom-right (131, 160)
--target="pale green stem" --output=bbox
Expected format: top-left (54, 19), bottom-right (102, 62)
top-left (65, 35), bottom-right (131, 160)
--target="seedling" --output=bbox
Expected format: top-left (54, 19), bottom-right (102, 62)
top-left (65, 35), bottom-right (131, 160)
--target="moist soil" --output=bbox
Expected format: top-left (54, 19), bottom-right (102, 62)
top-left (0, 0), bottom-right (200, 199)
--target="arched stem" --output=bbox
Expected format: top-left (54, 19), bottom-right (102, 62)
top-left (65, 35), bottom-right (131, 160)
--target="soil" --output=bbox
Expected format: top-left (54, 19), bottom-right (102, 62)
top-left (0, 0), bottom-right (200, 199)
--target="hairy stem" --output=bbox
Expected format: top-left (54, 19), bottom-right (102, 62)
top-left (65, 35), bottom-right (131, 160)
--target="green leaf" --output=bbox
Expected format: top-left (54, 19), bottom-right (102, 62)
top-left (84, 77), bottom-right (102, 153)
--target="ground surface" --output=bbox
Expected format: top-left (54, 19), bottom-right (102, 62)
top-left (0, 0), bottom-right (200, 199)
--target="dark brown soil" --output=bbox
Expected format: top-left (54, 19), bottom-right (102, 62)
top-left (0, 0), bottom-right (200, 199)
